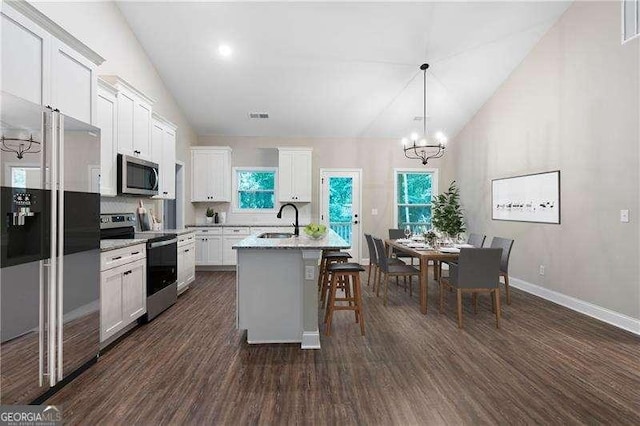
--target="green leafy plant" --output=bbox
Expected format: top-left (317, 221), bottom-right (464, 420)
top-left (431, 181), bottom-right (465, 238)
top-left (205, 207), bottom-right (215, 218)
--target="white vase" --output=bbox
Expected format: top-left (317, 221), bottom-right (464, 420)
top-left (205, 217), bottom-right (213, 224)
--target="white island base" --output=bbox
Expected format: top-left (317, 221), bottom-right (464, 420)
top-left (234, 231), bottom-right (349, 349)
top-left (236, 249), bottom-right (322, 348)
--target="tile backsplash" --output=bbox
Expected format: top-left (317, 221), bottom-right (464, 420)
top-left (192, 202), bottom-right (312, 226)
top-left (101, 196), bottom-right (163, 221)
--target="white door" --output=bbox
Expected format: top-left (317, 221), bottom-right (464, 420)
top-left (117, 91), bottom-right (135, 156)
top-left (320, 169), bottom-right (362, 262)
top-left (191, 151), bottom-right (211, 202)
top-left (133, 101), bottom-right (151, 158)
top-left (121, 260), bottom-right (146, 321)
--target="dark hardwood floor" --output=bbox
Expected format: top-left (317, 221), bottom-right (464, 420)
top-left (47, 271), bottom-right (640, 425)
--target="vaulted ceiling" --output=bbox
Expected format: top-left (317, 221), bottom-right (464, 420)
top-left (117, 1), bottom-right (571, 139)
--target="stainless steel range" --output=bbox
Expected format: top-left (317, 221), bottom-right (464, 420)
top-left (100, 213), bottom-right (177, 321)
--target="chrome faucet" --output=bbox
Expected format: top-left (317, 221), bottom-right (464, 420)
top-left (277, 203), bottom-right (299, 237)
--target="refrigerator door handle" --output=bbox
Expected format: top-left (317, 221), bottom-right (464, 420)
top-left (39, 260), bottom-right (46, 386)
top-left (48, 110), bottom-right (58, 388)
top-left (57, 112), bottom-right (64, 381)
top-left (39, 110), bottom-right (48, 387)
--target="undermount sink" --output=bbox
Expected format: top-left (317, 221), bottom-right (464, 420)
top-left (258, 232), bottom-right (295, 239)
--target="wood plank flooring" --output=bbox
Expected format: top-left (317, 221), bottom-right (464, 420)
top-left (46, 271), bottom-right (640, 425)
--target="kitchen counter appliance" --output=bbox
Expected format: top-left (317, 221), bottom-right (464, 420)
top-left (100, 213), bottom-right (177, 321)
top-left (0, 91), bottom-right (100, 404)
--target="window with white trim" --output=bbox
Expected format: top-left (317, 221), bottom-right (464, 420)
top-left (394, 169), bottom-right (438, 233)
top-left (233, 167), bottom-right (277, 211)
top-left (623, 0), bottom-right (639, 43)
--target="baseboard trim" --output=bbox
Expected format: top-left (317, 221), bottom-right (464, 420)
top-left (510, 277), bottom-right (640, 336)
top-left (301, 331), bottom-right (321, 350)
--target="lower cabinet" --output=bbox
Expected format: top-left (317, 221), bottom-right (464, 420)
top-left (100, 244), bottom-right (147, 343)
top-left (177, 233), bottom-right (196, 294)
top-left (195, 234), bottom-right (223, 265)
top-left (195, 227), bottom-right (293, 267)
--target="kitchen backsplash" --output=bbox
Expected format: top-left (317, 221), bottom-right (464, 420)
top-left (192, 202), bottom-right (313, 225)
top-left (101, 196), bottom-right (163, 220)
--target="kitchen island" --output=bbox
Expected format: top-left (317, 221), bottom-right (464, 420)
top-left (233, 230), bottom-right (349, 349)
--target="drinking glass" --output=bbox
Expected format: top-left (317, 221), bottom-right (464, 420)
top-left (404, 225), bottom-right (411, 239)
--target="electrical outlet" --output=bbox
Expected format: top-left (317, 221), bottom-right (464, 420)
top-left (539, 265), bottom-right (545, 276)
top-left (620, 209), bottom-right (629, 223)
top-left (371, 208), bottom-right (378, 216)
top-left (305, 265), bottom-right (315, 280)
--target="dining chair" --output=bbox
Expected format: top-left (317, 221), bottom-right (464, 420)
top-left (365, 234), bottom-right (404, 290)
top-left (388, 229), bottom-right (417, 265)
top-left (467, 233), bottom-right (486, 248)
top-left (489, 237), bottom-right (515, 304)
top-left (373, 237), bottom-right (420, 305)
top-left (439, 248), bottom-right (502, 328)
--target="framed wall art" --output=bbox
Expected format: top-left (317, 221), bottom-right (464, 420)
top-left (492, 170), bottom-right (560, 224)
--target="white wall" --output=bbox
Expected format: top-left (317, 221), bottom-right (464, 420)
top-left (449, 1), bottom-right (640, 320)
top-left (32, 1), bottom-right (198, 223)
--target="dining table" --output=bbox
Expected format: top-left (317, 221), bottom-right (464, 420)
top-left (385, 239), bottom-right (460, 314)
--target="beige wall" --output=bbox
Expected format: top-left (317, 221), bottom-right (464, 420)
top-left (196, 136), bottom-right (449, 258)
top-left (449, 1), bottom-right (640, 319)
top-left (33, 1), bottom-right (198, 223)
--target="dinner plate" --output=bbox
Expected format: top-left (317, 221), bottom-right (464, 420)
top-left (439, 247), bottom-right (460, 254)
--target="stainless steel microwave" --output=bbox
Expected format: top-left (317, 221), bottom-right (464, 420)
top-left (117, 154), bottom-right (159, 196)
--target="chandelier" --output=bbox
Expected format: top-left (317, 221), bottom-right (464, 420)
top-left (1, 134), bottom-right (41, 159)
top-left (401, 63), bottom-right (447, 165)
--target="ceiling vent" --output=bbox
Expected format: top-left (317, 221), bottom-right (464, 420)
top-left (248, 112), bottom-right (269, 119)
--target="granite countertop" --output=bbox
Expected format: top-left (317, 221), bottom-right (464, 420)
top-left (138, 229), bottom-right (195, 236)
top-left (100, 239), bottom-right (148, 253)
top-left (233, 229), bottom-right (350, 250)
top-left (187, 224), bottom-right (296, 228)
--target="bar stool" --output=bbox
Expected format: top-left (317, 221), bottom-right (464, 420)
top-left (319, 250), bottom-right (352, 308)
top-left (324, 262), bottom-right (365, 336)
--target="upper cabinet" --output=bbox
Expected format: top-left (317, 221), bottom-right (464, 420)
top-left (278, 147), bottom-right (312, 202)
top-left (1, 2), bottom-right (104, 123)
top-left (101, 76), bottom-right (155, 161)
top-left (191, 147), bottom-right (232, 202)
top-left (151, 113), bottom-right (177, 200)
top-left (97, 79), bottom-right (118, 197)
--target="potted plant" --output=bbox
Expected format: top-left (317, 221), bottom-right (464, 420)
top-left (205, 207), bottom-right (215, 224)
top-left (431, 181), bottom-right (465, 241)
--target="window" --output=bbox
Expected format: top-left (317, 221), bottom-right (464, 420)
top-left (394, 169), bottom-right (438, 233)
top-left (234, 168), bottom-right (277, 211)
top-left (623, 0), bottom-right (639, 43)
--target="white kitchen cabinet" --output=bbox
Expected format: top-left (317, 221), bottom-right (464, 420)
top-left (121, 260), bottom-right (146, 322)
top-left (101, 75), bottom-right (155, 160)
top-left (100, 265), bottom-right (124, 341)
top-left (100, 243), bottom-right (147, 343)
top-left (50, 39), bottom-right (97, 125)
top-left (191, 147), bottom-right (232, 202)
top-left (278, 147), bottom-right (312, 202)
top-left (222, 227), bottom-right (251, 266)
top-left (195, 229), bottom-right (223, 266)
top-left (152, 113), bottom-right (177, 199)
top-left (97, 79), bottom-right (118, 196)
top-left (1, 2), bottom-right (104, 122)
top-left (177, 232), bottom-right (196, 294)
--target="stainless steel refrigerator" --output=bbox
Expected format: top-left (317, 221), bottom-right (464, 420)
top-left (0, 91), bottom-right (100, 404)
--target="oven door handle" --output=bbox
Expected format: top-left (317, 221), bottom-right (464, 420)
top-left (149, 238), bottom-right (178, 249)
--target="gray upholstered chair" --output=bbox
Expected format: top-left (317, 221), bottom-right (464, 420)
top-left (388, 229), bottom-right (417, 265)
top-left (489, 237), bottom-right (515, 304)
top-left (439, 248), bottom-right (502, 328)
top-left (365, 234), bottom-right (403, 290)
top-left (373, 237), bottom-right (420, 305)
top-left (467, 233), bottom-right (486, 247)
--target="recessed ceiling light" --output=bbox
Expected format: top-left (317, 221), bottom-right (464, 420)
top-left (218, 44), bottom-right (233, 58)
